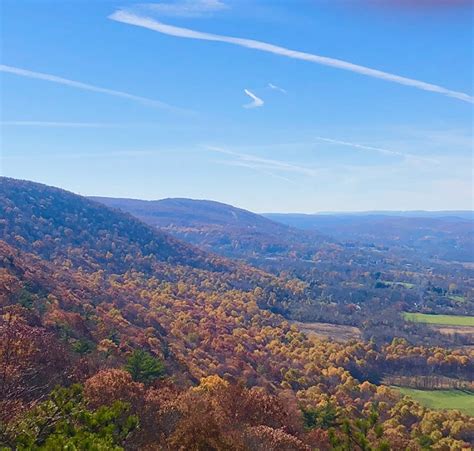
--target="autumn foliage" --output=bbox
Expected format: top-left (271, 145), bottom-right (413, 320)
top-left (0, 178), bottom-right (473, 450)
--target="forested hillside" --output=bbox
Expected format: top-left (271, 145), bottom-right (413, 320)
top-left (1, 178), bottom-right (473, 450)
top-left (94, 195), bottom-right (474, 348)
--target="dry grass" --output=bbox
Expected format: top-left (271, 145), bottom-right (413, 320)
top-left (292, 320), bottom-right (361, 342)
top-left (434, 325), bottom-right (474, 338)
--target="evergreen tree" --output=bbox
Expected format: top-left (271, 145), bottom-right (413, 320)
top-left (1, 384), bottom-right (138, 450)
top-left (125, 349), bottom-right (165, 383)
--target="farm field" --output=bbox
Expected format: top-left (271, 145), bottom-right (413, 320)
top-left (395, 387), bottom-right (474, 416)
top-left (291, 321), bottom-right (361, 342)
top-left (404, 312), bottom-right (474, 326)
top-left (449, 295), bottom-right (466, 303)
top-left (383, 281), bottom-right (415, 289)
top-left (434, 325), bottom-right (474, 341)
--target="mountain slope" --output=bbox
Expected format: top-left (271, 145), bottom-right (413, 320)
top-left (1, 178), bottom-right (232, 274)
top-left (1, 177), bottom-right (307, 312)
top-left (91, 197), bottom-right (290, 231)
top-left (0, 177), bottom-right (311, 381)
top-left (90, 196), bottom-right (328, 260)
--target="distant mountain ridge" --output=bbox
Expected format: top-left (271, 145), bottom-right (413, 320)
top-left (265, 212), bottom-right (474, 263)
top-left (90, 196), bottom-right (291, 232)
top-left (90, 196), bottom-right (329, 260)
top-left (265, 210), bottom-right (474, 222)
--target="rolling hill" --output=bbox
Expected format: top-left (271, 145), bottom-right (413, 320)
top-left (0, 177), bottom-right (303, 307)
top-left (90, 197), bottom-right (290, 231)
top-left (90, 196), bottom-right (328, 260)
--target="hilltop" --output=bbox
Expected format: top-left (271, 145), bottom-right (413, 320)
top-left (91, 196), bottom-right (328, 260)
top-left (90, 197), bottom-right (289, 231)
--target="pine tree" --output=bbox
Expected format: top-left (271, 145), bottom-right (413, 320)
top-left (125, 350), bottom-right (165, 383)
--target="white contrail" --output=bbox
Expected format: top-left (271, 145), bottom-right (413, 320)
top-left (0, 64), bottom-right (181, 111)
top-left (205, 145), bottom-right (319, 176)
top-left (315, 136), bottom-right (439, 164)
top-left (109, 10), bottom-right (473, 104)
top-left (268, 83), bottom-right (287, 94)
top-left (243, 89), bottom-right (264, 108)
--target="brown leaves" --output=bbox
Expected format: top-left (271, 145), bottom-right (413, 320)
top-left (0, 307), bottom-right (69, 422)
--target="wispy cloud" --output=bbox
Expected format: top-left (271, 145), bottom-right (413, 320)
top-left (3, 148), bottom-right (178, 161)
top-left (139, 0), bottom-right (228, 17)
top-left (243, 89), bottom-right (264, 108)
top-left (109, 11), bottom-right (473, 104)
top-left (268, 83), bottom-right (287, 94)
top-left (205, 145), bottom-right (319, 177)
top-left (214, 159), bottom-right (296, 184)
top-left (0, 64), bottom-right (183, 111)
top-left (315, 136), bottom-right (439, 164)
top-left (1, 121), bottom-right (123, 128)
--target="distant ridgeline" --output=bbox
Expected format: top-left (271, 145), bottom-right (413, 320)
top-left (264, 211), bottom-right (474, 262)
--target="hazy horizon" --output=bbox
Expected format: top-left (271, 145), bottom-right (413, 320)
top-left (89, 192), bottom-right (473, 216)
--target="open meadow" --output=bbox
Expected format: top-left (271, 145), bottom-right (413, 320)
top-left (395, 387), bottom-right (474, 416)
top-left (404, 313), bottom-right (474, 327)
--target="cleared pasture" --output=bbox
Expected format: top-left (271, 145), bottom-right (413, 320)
top-left (395, 387), bottom-right (474, 416)
top-left (404, 312), bottom-right (474, 327)
top-left (291, 321), bottom-right (361, 343)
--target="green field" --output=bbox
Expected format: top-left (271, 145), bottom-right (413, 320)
top-left (403, 312), bottom-right (474, 326)
top-left (448, 295), bottom-right (466, 303)
top-left (395, 387), bottom-right (474, 416)
top-left (383, 281), bottom-right (415, 289)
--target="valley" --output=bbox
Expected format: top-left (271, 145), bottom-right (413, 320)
top-left (95, 195), bottom-right (474, 349)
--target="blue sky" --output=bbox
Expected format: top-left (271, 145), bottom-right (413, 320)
top-left (1, 0), bottom-right (472, 212)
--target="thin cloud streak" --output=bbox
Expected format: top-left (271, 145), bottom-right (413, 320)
top-left (3, 149), bottom-right (174, 161)
top-left (243, 89), bottom-right (264, 108)
top-left (205, 145), bottom-right (319, 177)
top-left (140, 0), bottom-right (228, 17)
top-left (315, 136), bottom-right (439, 164)
top-left (109, 11), bottom-right (473, 104)
top-left (214, 159), bottom-right (297, 184)
top-left (0, 64), bottom-right (184, 111)
top-left (1, 121), bottom-right (124, 128)
top-left (268, 83), bottom-right (287, 94)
